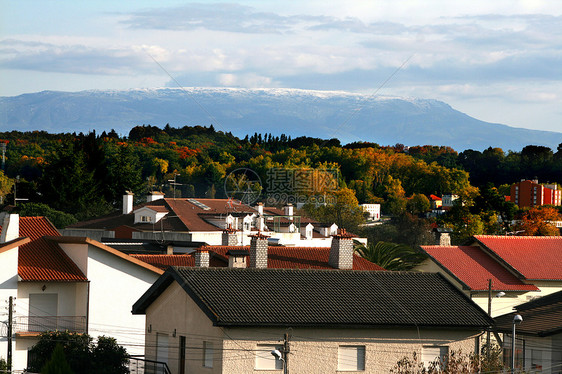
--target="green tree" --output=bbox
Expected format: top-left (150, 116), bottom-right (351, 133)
top-left (92, 336), bottom-right (129, 374)
top-left (28, 331), bottom-right (91, 373)
top-left (406, 193), bottom-right (430, 215)
top-left (27, 331), bottom-right (128, 374)
top-left (0, 170), bottom-right (14, 204)
top-left (304, 187), bottom-right (365, 233)
top-left (41, 344), bottom-right (74, 374)
top-left (354, 241), bottom-right (426, 271)
top-left (39, 141), bottom-right (111, 219)
top-left (106, 144), bottom-right (144, 205)
top-left (17, 202), bottom-right (78, 229)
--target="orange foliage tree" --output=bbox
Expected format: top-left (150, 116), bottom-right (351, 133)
top-left (516, 206), bottom-right (562, 236)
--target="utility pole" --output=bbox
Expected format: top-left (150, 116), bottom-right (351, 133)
top-left (282, 331), bottom-right (290, 374)
top-left (7, 296), bottom-right (13, 374)
top-left (487, 278), bottom-right (492, 359)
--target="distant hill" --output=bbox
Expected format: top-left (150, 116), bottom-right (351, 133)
top-left (1, 87), bottom-right (560, 151)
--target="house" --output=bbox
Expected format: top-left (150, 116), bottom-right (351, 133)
top-left (0, 214), bottom-right (163, 372)
top-left (416, 235), bottom-right (562, 317)
top-left (510, 179), bottom-right (561, 208)
top-left (494, 290), bottom-right (562, 374)
top-left (441, 194), bottom-right (459, 210)
top-left (360, 203), bottom-right (381, 221)
top-left (132, 267), bottom-right (493, 374)
top-left (429, 194), bottom-right (442, 209)
top-left (129, 230), bottom-right (384, 271)
top-left (63, 193), bottom-right (365, 247)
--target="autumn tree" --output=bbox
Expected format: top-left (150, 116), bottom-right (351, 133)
top-left (303, 187), bottom-right (365, 233)
top-left (516, 206), bottom-right (562, 236)
top-left (0, 170), bottom-right (14, 204)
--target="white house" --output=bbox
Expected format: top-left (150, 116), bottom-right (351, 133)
top-left (0, 214), bottom-right (163, 372)
top-left (63, 195), bottom-right (367, 247)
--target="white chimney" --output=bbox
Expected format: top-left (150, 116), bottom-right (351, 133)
top-left (284, 204), bottom-right (293, 220)
top-left (329, 229), bottom-right (354, 269)
top-left (0, 213), bottom-right (20, 243)
top-left (256, 202), bottom-right (264, 215)
top-left (123, 191), bottom-right (134, 214)
top-left (147, 191), bottom-right (165, 202)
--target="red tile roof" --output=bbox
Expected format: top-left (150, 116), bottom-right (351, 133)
top-left (420, 245), bottom-right (538, 292)
top-left (132, 246), bottom-right (385, 271)
top-left (17, 217), bottom-right (87, 282)
top-left (473, 235), bottom-right (562, 280)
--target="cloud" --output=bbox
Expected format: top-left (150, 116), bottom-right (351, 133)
top-left (0, 39), bottom-right (156, 75)
top-left (120, 3), bottom-right (308, 34)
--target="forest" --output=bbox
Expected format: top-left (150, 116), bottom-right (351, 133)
top-left (0, 124), bottom-right (561, 245)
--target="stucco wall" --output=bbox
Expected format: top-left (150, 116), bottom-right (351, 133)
top-left (0, 247), bottom-right (18, 369)
top-left (145, 281), bottom-right (224, 374)
top-left (222, 327), bottom-right (479, 374)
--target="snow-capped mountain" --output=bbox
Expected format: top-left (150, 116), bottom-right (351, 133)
top-left (1, 87), bottom-right (560, 151)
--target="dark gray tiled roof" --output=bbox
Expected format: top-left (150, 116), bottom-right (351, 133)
top-left (133, 267), bottom-right (492, 329)
top-left (494, 290), bottom-right (562, 337)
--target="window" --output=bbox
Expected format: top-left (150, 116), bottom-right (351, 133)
top-left (338, 345), bottom-right (365, 371)
top-left (255, 344), bottom-right (283, 370)
top-left (422, 346), bottom-right (448, 369)
top-left (156, 333), bottom-right (169, 366)
top-left (141, 215), bottom-right (152, 222)
top-left (203, 341), bottom-right (214, 368)
top-left (531, 349), bottom-right (543, 371)
top-left (29, 293), bottom-right (58, 332)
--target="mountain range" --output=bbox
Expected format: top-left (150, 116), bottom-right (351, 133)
top-left (1, 87), bottom-right (561, 151)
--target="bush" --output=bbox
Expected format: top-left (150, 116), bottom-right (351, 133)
top-left (391, 348), bottom-right (504, 374)
top-left (27, 331), bottom-right (129, 374)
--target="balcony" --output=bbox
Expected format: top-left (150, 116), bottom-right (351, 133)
top-left (14, 316), bottom-right (87, 335)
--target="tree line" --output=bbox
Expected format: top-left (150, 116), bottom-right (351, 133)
top-left (0, 125), bottom-right (560, 242)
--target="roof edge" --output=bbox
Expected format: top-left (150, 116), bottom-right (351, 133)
top-left (46, 236), bottom-right (164, 275)
top-left (0, 237), bottom-right (31, 254)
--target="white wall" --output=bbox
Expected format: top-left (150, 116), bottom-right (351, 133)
top-left (12, 281), bottom-right (88, 372)
top-left (0, 247), bottom-right (18, 368)
top-left (86, 245), bottom-right (160, 357)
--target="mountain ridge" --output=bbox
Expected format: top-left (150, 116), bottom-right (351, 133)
top-left (1, 87), bottom-right (560, 151)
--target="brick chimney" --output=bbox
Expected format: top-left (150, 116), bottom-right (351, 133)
top-left (249, 232), bottom-right (269, 268)
top-left (0, 213), bottom-right (20, 243)
top-left (194, 250), bottom-right (210, 267)
top-left (329, 229), bottom-right (354, 269)
top-left (222, 226), bottom-right (239, 246)
top-left (123, 191), bottom-right (134, 214)
top-left (433, 228), bottom-right (452, 246)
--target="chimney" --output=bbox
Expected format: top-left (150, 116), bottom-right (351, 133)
top-left (0, 213), bottom-right (19, 243)
top-left (284, 204), bottom-right (293, 220)
top-left (226, 249), bottom-right (249, 268)
top-left (256, 202), bottom-right (265, 231)
top-left (147, 191), bottom-right (165, 202)
top-left (249, 232), bottom-right (269, 268)
top-left (439, 233), bottom-right (451, 246)
top-left (166, 244), bottom-right (174, 254)
top-left (222, 226), bottom-right (239, 246)
top-left (123, 191), bottom-right (134, 214)
top-left (194, 250), bottom-right (210, 268)
top-left (329, 229), bottom-right (354, 269)
top-left (256, 202), bottom-right (264, 215)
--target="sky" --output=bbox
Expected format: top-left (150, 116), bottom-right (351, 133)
top-left (1, 0), bottom-right (561, 133)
